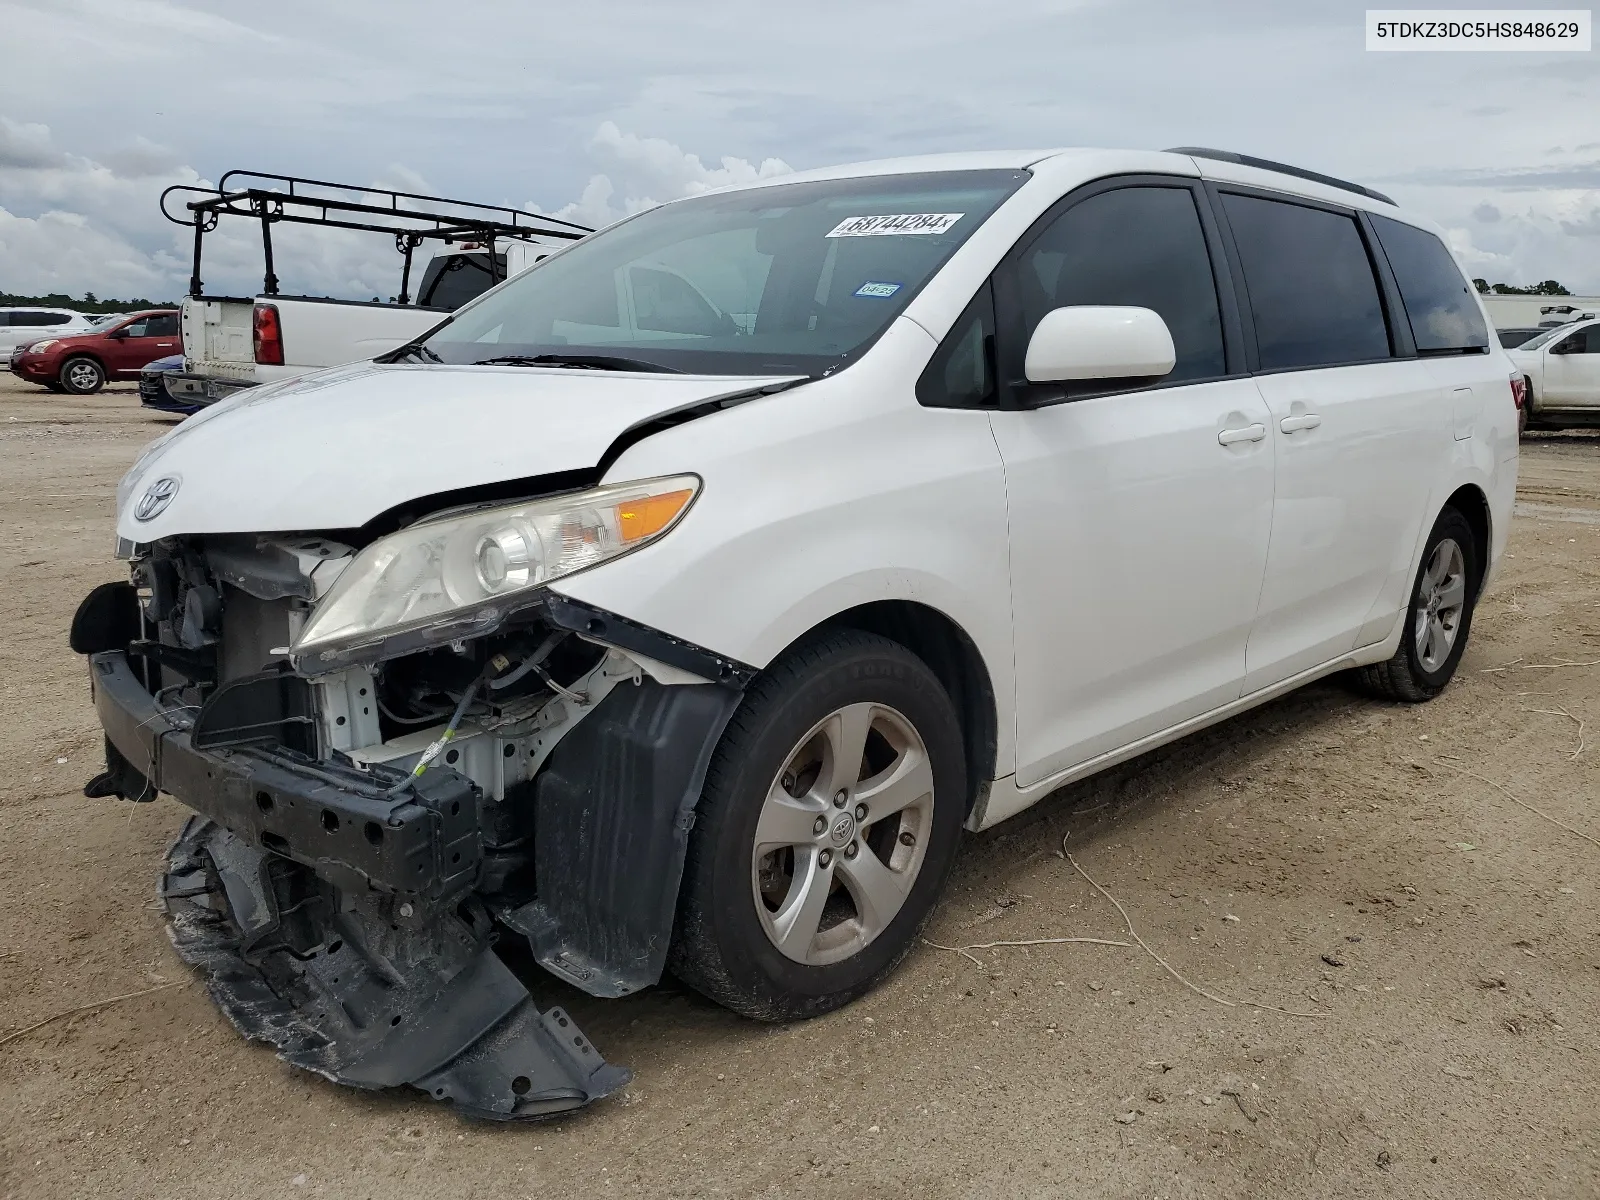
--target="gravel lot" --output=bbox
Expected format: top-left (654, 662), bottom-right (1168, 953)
top-left (1, 373), bottom-right (1596, 1199)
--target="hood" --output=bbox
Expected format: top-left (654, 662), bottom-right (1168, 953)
top-left (117, 361), bottom-right (800, 540)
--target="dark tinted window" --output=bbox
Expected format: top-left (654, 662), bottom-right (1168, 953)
top-left (1017, 186), bottom-right (1225, 384)
top-left (1498, 328), bottom-right (1541, 349)
top-left (1558, 324), bottom-right (1600, 353)
top-left (144, 314), bottom-right (179, 337)
top-left (917, 282), bottom-right (996, 407)
top-left (420, 253), bottom-right (506, 310)
top-left (13, 311), bottom-right (71, 326)
top-left (1221, 194), bottom-right (1390, 370)
top-left (1370, 215), bottom-right (1488, 354)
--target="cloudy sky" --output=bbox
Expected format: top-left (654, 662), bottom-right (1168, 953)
top-left (2, 0), bottom-right (1597, 301)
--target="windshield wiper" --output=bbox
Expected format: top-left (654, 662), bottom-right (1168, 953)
top-left (471, 353), bottom-right (683, 374)
top-left (379, 341), bottom-right (442, 364)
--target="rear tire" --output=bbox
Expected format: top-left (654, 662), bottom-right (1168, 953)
top-left (60, 356), bottom-right (106, 395)
top-left (1355, 507), bottom-right (1479, 702)
top-left (670, 630), bottom-right (966, 1021)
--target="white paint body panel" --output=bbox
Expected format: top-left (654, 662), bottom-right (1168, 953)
top-left (1509, 319), bottom-right (1600, 410)
top-left (117, 147), bottom-right (1520, 838)
top-left (115, 362), bottom-right (795, 541)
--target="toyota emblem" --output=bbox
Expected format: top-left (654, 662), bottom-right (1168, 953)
top-left (133, 476), bottom-right (180, 522)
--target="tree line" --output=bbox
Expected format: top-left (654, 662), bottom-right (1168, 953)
top-left (1, 291), bottom-right (180, 314)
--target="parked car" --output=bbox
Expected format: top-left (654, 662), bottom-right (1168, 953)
top-left (1508, 317), bottom-right (1600, 432)
top-left (160, 171), bottom-right (587, 406)
top-left (0, 307), bottom-right (94, 356)
top-left (1496, 326), bottom-right (1545, 349)
top-left (137, 354), bottom-right (198, 415)
top-left (75, 146), bottom-right (1518, 1121)
top-left (9, 309), bottom-right (181, 394)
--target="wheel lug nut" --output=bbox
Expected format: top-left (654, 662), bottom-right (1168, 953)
top-left (818, 849), bottom-right (832, 868)
top-left (833, 790), bottom-right (847, 808)
top-left (812, 816), bottom-right (827, 836)
top-left (844, 842), bottom-right (858, 859)
top-left (854, 804), bottom-right (867, 821)
top-left (898, 831), bottom-right (915, 847)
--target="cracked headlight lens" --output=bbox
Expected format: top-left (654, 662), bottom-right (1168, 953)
top-left (291, 474), bottom-right (698, 669)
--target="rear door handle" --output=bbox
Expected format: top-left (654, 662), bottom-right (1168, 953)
top-left (1280, 413), bottom-right (1322, 433)
top-left (1217, 423), bottom-right (1267, 446)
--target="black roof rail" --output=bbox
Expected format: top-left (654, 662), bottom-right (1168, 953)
top-left (160, 170), bottom-right (593, 300)
top-left (1164, 147), bottom-right (1397, 207)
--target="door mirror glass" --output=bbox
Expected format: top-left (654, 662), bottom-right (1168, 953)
top-left (1023, 305), bottom-right (1176, 385)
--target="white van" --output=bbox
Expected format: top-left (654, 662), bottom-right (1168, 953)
top-left (76, 146), bottom-right (1519, 1121)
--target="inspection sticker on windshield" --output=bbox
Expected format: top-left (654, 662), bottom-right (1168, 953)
top-left (854, 281), bottom-right (902, 298)
top-left (827, 213), bottom-right (964, 238)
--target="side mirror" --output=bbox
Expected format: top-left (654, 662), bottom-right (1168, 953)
top-left (106, 328), bottom-right (128, 340)
top-left (1024, 306), bottom-right (1176, 386)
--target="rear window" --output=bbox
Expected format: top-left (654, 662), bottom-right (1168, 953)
top-left (1221, 193), bottom-right (1391, 371)
top-left (419, 253), bottom-right (505, 310)
top-left (1370, 216), bottom-right (1489, 355)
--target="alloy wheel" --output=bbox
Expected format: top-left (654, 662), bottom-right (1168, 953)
top-left (66, 361), bottom-right (100, 391)
top-left (751, 702), bottom-right (934, 965)
top-left (1414, 537), bottom-right (1467, 672)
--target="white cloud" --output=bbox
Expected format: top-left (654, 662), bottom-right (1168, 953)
top-left (0, 118), bottom-right (793, 301)
top-left (538, 121), bottom-right (791, 229)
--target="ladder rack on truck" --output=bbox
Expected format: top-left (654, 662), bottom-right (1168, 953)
top-left (155, 171), bottom-right (593, 407)
top-left (160, 169), bottom-right (591, 304)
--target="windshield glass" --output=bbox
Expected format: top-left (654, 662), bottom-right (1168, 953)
top-left (419, 169), bottom-right (1029, 376)
top-left (1518, 323), bottom-right (1580, 351)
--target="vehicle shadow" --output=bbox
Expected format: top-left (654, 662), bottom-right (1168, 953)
top-left (504, 674), bottom-right (1370, 1087)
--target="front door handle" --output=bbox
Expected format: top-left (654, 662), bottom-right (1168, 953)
top-left (1218, 423), bottom-right (1267, 446)
top-left (1280, 413), bottom-right (1322, 433)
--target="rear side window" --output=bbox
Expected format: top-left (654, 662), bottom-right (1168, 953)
top-left (1370, 215), bottom-right (1488, 354)
top-left (12, 311), bottom-right (70, 326)
top-left (1221, 194), bottom-right (1390, 371)
top-left (1016, 186), bottom-right (1226, 384)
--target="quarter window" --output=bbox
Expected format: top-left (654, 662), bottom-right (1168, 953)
top-left (1016, 186), bottom-right (1226, 384)
top-left (916, 282), bottom-right (996, 408)
top-left (1370, 215), bottom-right (1488, 354)
top-left (1220, 193), bottom-right (1391, 371)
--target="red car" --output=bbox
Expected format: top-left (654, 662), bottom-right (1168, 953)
top-left (9, 309), bottom-right (181, 395)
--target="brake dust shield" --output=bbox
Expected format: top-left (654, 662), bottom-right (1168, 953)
top-left (158, 816), bottom-right (629, 1120)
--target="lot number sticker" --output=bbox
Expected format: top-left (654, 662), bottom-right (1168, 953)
top-left (826, 213), bottom-right (964, 237)
top-left (854, 281), bottom-right (903, 298)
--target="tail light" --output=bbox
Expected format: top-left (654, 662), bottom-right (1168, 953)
top-left (1509, 374), bottom-right (1527, 411)
top-left (253, 303), bottom-right (284, 365)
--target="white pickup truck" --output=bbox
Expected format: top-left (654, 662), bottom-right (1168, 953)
top-left (160, 172), bottom-right (588, 404)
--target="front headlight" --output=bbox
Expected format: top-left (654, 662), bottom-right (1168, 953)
top-left (26, 340), bottom-right (57, 353)
top-left (290, 474), bottom-right (699, 669)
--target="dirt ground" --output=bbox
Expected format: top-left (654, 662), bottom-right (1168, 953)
top-left (0, 373), bottom-right (1596, 1200)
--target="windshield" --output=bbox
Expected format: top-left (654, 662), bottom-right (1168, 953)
top-left (419, 169), bottom-right (1029, 376)
top-left (1517, 323), bottom-right (1582, 351)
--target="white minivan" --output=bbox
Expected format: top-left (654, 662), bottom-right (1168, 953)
top-left (76, 147), bottom-right (1518, 1120)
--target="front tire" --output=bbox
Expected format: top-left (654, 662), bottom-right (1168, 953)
top-left (670, 630), bottom-right (966, 1021)
top-left (60, 356), bottom-right (106, 395)
top-left (1356, 507), bottom-right (1479, 702)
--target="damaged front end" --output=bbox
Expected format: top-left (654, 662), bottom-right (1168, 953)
top-left (73, 525), bottom-right (750, 1120)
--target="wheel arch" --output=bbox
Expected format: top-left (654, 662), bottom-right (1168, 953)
top-left (787, 599), bottom-right (999, 816)
top-left (1443, 482), bottom-right (1492, 598)
top-left (59, 351), bottom-right (108, 379)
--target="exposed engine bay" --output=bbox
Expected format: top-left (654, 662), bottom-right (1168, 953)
top-left (73, 530), bottom-right (751, 1119)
